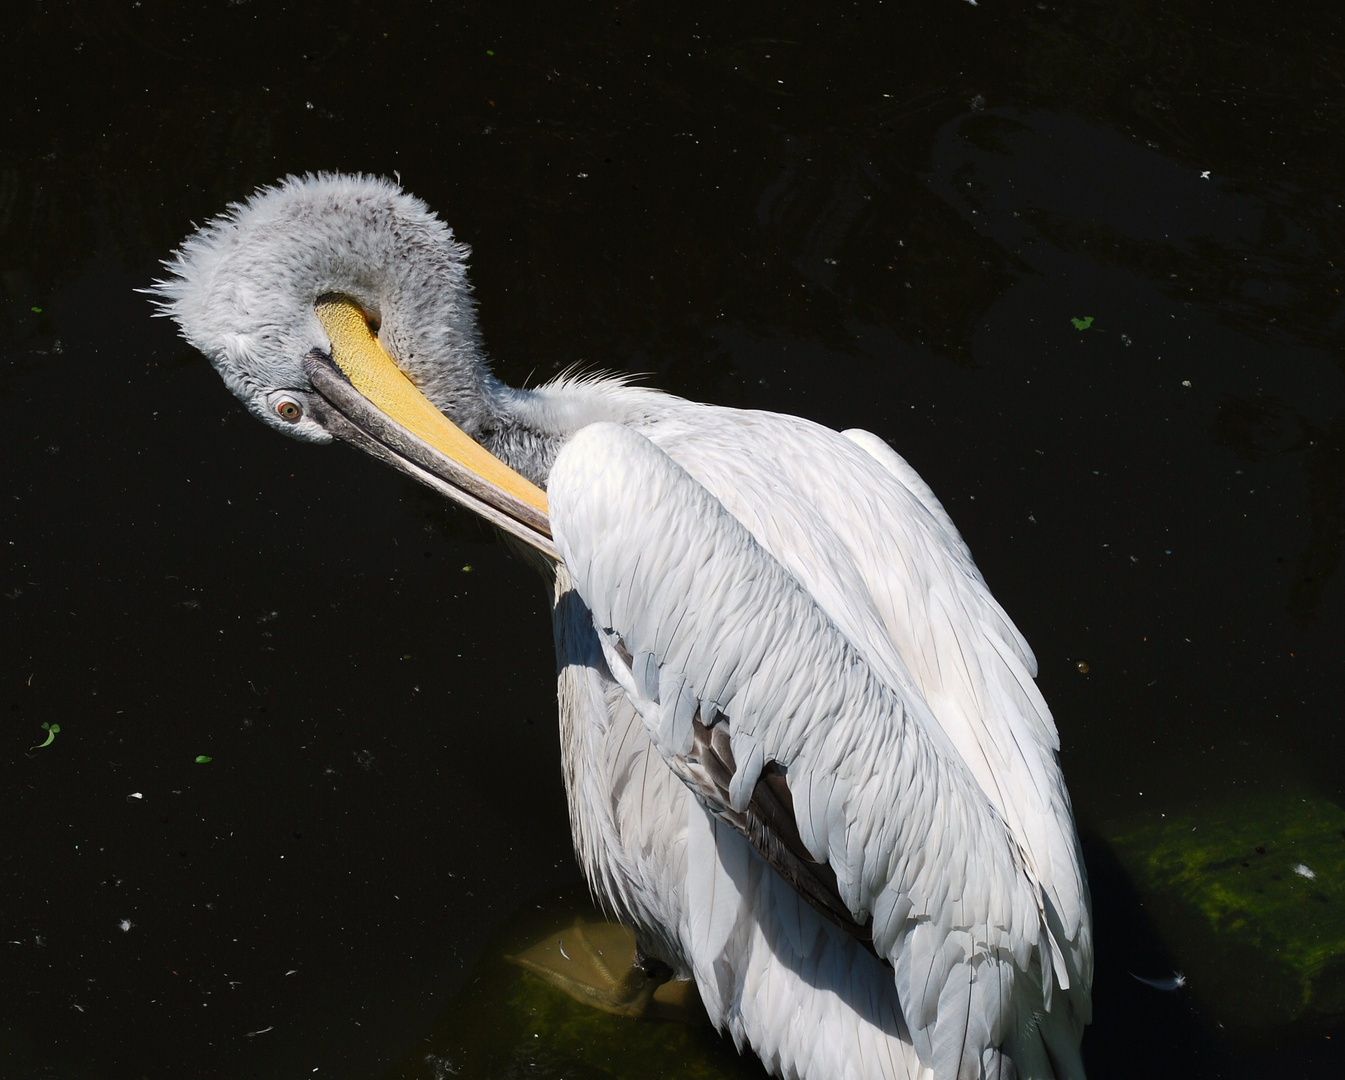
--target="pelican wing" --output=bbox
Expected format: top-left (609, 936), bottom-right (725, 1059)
top-left (638, 408), bottom-right (1090, 1003)
top-left (548, 421), bottom-right (1076, 1080)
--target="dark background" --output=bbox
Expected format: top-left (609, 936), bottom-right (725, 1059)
top-left (3, 1), bottom-right (1344, 1077)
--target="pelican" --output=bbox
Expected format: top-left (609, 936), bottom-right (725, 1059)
top-left (148, 174), bottom-right (1092, 1080)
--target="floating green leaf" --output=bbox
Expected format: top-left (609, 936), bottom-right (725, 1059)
top-left (31, 306), bottom-right (43, 314)
top-left (30, 722), bottom-right (61, 750)
top-left (1071, 316), bottom-right (1094, 331)
top-left (195, 755), bottom-right (213, 764)
top-left (461, 564), bottom-right (473, 572)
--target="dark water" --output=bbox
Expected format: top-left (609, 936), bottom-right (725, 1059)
top-left (3, 1), bottom-right (1344, 1077)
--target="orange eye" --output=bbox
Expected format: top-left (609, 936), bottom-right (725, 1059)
top-left (276, 399), bottom-right (302, 422)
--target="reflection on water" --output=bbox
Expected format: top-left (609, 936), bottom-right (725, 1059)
top-left (1215, 394), bottom-right (1345, 624)
top-left (2, 0), bottom-right (1344, 1077)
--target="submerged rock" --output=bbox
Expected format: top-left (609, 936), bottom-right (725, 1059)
top-left (381, 890), bottom-right (766, 1080)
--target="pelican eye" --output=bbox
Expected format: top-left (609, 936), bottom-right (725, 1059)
top-left (275, 397), bottom-right (303, 423)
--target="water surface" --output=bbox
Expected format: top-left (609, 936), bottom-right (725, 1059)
top-left (3, 1), bottom-right (1343, 1077)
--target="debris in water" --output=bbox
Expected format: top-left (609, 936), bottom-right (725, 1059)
top-left (1131, 971), bottom-right (1187, 991)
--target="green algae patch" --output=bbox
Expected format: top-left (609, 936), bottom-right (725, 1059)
top-left (383, 950), bottom-right (766, 1079)
top-left (1108, 794), bottom-right (1345, 1031)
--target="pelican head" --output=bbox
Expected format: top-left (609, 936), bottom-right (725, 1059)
top-left (148, 173), bottom-right (555, 556)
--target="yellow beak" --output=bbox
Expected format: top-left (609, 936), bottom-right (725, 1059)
top-left (315, 297), bottom-right (550, 520)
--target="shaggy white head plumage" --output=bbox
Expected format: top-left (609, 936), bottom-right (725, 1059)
top-left (147, 173), bottom-right (496, 442)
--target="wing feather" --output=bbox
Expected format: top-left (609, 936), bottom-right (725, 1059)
top-left (649, 413), bottom-right (1091, 1022)
top-left (549, 422), bottom-right (1059, 1079)
top-left (685, 802), bottom-right (748, 1015)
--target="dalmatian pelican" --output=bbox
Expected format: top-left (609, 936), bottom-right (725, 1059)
top-left (148, 173), bottom-right (1091, 1080)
